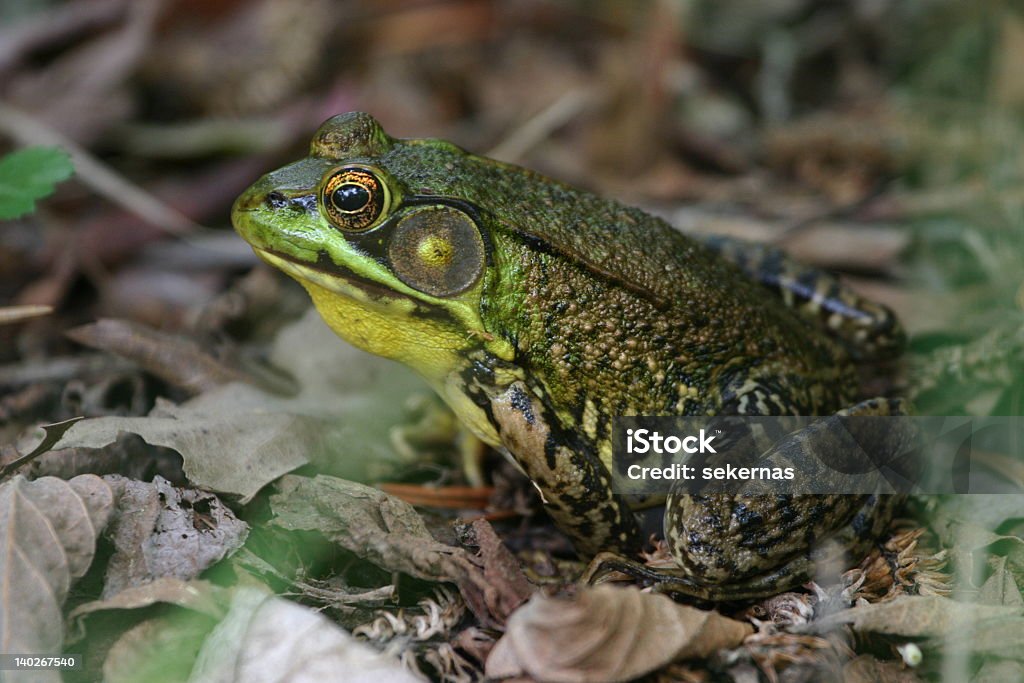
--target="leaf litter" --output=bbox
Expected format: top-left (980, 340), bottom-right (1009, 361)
top-left (2, 1), bottom-right (1024, 681)
top-left (51, 310), bottom-right (448, 501)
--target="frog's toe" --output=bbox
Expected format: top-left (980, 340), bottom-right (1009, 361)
top-left (579, 550), bottom-right (792, 602)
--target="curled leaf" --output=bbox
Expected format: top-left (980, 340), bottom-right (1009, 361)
top-left (810, 594), bottom-right (1024, 660)
top-left (486, 585), bottom-right (752, 682)
top-left (0, 475), bottom-right (113, 678)
top-left (102, 476), bottom-right (249, 598)
top-left (270, 474), bottom-right (527, 627)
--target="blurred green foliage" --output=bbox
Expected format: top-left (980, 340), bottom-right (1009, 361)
top-left (0, 146), bottom-right (73, 220)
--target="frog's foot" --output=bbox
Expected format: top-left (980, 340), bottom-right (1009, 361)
top-left (646, 398), bottom-right (909, 603)
top-left (580, 551), bottom-right (812, 602)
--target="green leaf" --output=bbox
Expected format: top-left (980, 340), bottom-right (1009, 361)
top-left (0, 146), bottom-right (74, 220)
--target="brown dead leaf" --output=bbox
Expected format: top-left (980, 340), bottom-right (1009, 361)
top-left (842, 655), bottom-right (922, 683)
top-left (0, 417), bottom-right (84, 480)
top-left (66, 318), bottom-right (246, 395)
top-left (53, 310), bottom-right (439, 501)
top-left (781, 224), bottom-right (909, 273)
top-left (463, 518), bottom-right (534, 621)
top-left (0, 474), bottom-right (114, 675)
top-left (485, 585), bottom-right (752, 683)
top-left (101, 475), bottom-right (248, 598)
top-left (269, 474), bottom-right (522, 628)
top-left (809, 594), bottom-right (1024, 660)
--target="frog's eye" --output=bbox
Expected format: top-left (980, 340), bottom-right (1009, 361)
top-left (388, 206), bottom-right (485, 297)
top-left (320, 167), bottom-right (389, 231)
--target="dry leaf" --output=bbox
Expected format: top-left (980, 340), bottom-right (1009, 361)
top-left (973, 659), bottom-right (1024, 683)
top-left (53, 310), bottom-right (440, 501)
top-left (0, 304), bottom-right (52, 325)
top-left (0, 474), bottom-right (114, 680)
top-left (188, 587), bottom-right (420, 683)
top-left (809, 594), bottom-right (1024, 659)
top-left (101, 475), bottom-right (248, 598)
top-left (842, 654), bottom-right (922, 682)
top-left (66, 318), bottom-right (247, 394)
top-left (465, 518), bottom-right (534, 620)
top-left (269, 474), bottom-right (523, 628)
top-left (485, 585), bottom-right (752, 682)
top-left (96, 583), bottom-right (418, 682)
top-left (979, 557), bottom-right (1024, 607)
top-left (69, 577), bottom-right (227, 641)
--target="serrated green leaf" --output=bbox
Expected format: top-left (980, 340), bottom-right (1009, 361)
top-left (0, 146), bottom-right (74, 220)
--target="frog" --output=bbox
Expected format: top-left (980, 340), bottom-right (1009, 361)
top-left (232, 112), bottom-right (907, 601)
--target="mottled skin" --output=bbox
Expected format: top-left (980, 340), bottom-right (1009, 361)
top-left (232, 112), bottom-right (905, 600)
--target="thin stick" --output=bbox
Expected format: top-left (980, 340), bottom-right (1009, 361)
top-left (0, 101), bottom-right (198, 235)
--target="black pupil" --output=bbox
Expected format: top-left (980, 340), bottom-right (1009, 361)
top-left (332, 183), bottom-right (370, 212)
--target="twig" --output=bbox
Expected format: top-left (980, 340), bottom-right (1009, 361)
top-left (0, 101), bottom-right (199, 236)
top-left (0, 0), bottom-right (128, 74)
top-left (0, 304), bottom-right (52, 325)
top-left (0, 354), bottom-right (134, 387)
top-left (487, 87), bottom-right (597, 162)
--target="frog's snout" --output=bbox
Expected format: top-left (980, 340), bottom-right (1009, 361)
top-left (232, 179), bottom-right (272, 214)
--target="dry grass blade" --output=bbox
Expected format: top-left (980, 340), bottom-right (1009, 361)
top-left (0, 304), bottom-right (52, 325)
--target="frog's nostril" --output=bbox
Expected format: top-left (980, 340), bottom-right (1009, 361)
top-left (266, 191), bottom-right (288, 208)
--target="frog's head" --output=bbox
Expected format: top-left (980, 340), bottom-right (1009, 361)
top-left (232, 112), bottom-right (516, 382)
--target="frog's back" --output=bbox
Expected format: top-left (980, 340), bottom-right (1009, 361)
top-left (371, 130), bottom-right (859, 422)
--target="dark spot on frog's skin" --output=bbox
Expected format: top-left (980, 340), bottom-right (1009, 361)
top-left (777, 497), bottom-right (799, 525)
top-left (733, 503), bottom-right (764, 529)
top-left (574, 518), bottom-right (595, 538)
top-left (804, 501), bottom-right (829, 527)
top-left (509, 384), bottom-right (535, 425)
top-left (600, 505), bottom-right (619, 524)
top-left (542, 433), bottom-right (560, 470)
top-left (852, 511), bottom-right (870, 537)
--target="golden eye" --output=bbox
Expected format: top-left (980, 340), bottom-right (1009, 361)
top-left (320, 167), bottom-right (388, 231)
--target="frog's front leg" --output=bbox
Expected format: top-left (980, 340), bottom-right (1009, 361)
top-left (487, 380), bottom-right (643, 556)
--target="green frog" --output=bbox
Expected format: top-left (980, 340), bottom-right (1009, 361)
top-left (232, 112), bottom-right (906, 600)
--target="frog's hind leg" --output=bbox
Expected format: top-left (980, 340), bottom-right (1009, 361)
top-left (584, 398), bottom-right (910, 601)
top-left (696, 234), bottom-right (904, 361)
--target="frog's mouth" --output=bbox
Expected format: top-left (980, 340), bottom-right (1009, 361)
top-left (254, 247), bottom-right (412, 305)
